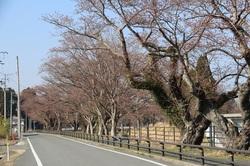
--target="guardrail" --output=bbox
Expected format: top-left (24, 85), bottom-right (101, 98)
top-left (39, 130), bottom-right (250, 166)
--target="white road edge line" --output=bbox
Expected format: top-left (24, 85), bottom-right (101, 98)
top-left (54, 134), bottom-right (168, 166)
top-left (27, 138), bottom-right (43, 166)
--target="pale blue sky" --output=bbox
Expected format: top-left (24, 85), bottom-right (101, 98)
top-left (0, 0), bottom-right (75, 90)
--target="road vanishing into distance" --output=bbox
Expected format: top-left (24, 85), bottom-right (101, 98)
top-left (14, 134), bottom-right (178, 166)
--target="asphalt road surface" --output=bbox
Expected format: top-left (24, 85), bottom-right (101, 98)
top-left (14, 134), bottom-right (171, 166)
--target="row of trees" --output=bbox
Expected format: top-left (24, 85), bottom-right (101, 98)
top-left (22, 0), bottom-right (250, 150)
top-left (21, 56), bottom-right (165, 136)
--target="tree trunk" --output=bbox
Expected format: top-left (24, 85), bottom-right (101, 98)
top-left (102, 120), bottom-right (108, 135)
top-left (182, 114), bottom-right (211, 145)
top-left (234, 83), bottom-right (250, 150)
top-left (89, 121), bottom-right (93, 135)
top-left (57, 119), bottom-right (61, 131)
top-left (110, 100), bottom-right (117, 136)
top-left (86, 124), bottom-right (90, 134)
top-left (73, 121), bottom-right (79, 131)
top-left (110, 117), bottom-right (117, 136)
top-left (137, 119), bottom-right (141, 139)
top-left (97, 117), bottom-right (103, 135)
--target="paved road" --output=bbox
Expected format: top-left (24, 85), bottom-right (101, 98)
top-left (14, 134), bottom-right (171, 166)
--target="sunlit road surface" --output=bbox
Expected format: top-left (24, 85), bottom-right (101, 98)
top-left (14, 134), bottom-right (174, 166)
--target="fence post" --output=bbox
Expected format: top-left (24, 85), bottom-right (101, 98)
top-left (163, 127), bottom-right (166, 142)
top-left (129, 125), bottom-right (131, 137)
top-left (230, 151), bottom-right (234, 166)
top-left (128, 139), bottom-right (130, 149)
top-left (119, 137), bottom-right (122, 147)
top-left (160, 142), bottom-right (165, 156)
top-left (136, 139), bottom-right (139, 151)
top-left (200, 148), bottom-right (205, 165)
top-left (146, 140), bottom-right (151, 153)
top-left (178, 145), bottom-right (183, 160)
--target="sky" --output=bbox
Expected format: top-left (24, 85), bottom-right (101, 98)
top-left (0, 0), bottom-right (75, 90)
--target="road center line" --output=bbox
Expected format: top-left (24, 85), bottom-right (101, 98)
top-left (27, 138), bottom-right (43, 166)
top-left (54, 134), bottom-right (168, 166)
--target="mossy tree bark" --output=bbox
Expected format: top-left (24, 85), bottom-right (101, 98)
top-left (234, 81), bottom-right (250, 150)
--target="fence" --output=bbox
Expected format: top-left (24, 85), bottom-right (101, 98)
top-left (120, 126), bottom-right (181, 142)
top-left (120, 125), bottom-right (230, 147)
top-left (41, 130), bottom-right (250, 166)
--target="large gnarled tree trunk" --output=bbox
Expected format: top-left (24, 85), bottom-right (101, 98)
top-left (234, 82), bottom-right (250, 150)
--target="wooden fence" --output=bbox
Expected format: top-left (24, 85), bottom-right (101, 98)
top-left (120, 126), bottom-right (181, 143)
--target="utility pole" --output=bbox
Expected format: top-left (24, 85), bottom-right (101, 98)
top-left (9, 91), bottom-right (13, 136)
top-left (3, 74), bottom-right (7, 120)
top-left (0, 51), bottom-right (8, 120)
top-left (25, 112), bottom-right (27, 132)
top-left (16, 56), bottom-right (21, 140)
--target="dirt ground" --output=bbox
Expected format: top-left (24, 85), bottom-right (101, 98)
top-left (0, 139), bottom-right (24, 166)
top-left (0, 149), bottom-right (25, 166)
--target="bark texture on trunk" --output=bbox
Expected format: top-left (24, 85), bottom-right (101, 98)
top-left (182, 114), bottom-right (211, 145)
top-left (86, 124), bottom-right (90, 134)
top-left (110, 100), bottom-right (117, 136)
top-left (110, 119), bottom-right (116, 136)
top-left (234, 83), bottom-right (250, 150)
top-left (57, 120), bottom-right (61, 131)
top-left (89, 123), bottom-right (93, 135)
top-left (97, 118), bottom-right (103, 135)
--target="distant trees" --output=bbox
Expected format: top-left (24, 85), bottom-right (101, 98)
top-left (21, 53), bottom-right (164, 136)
